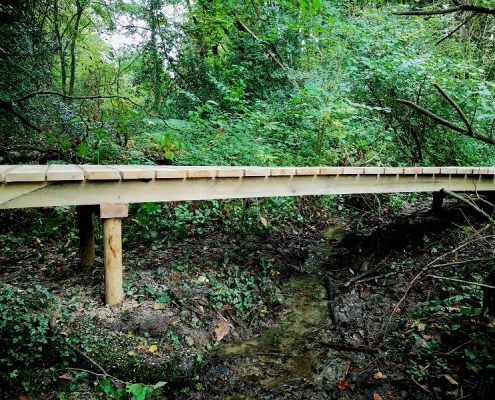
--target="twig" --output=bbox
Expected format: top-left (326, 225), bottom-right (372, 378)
top-left (430, 257), bottom-right (495, 269)
top-left (441, 189), bottom-right (495, 224)
top-left (436, 13), bottom-right (475, 45)
top-left (65, 342), bottom-right (111, 378)
top-left (428, 274), bottom-right (495, 289)
top-left (411, 376), bottom-right (431, 393)
top-left (316, 341), bottom-right (379, 353)
top-left (381, 235), bottom-right (495, 335)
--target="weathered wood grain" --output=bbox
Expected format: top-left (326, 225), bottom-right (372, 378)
top-left (5, 165), bottom-right (48, 182)
top-left (47, 165), bottom-right (84, 181)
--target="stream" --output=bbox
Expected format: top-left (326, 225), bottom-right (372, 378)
top-left (206, 226), bottom-right (350, 398)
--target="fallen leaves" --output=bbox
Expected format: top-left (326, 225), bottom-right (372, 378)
top-left (58, 372), bottom-right (72, 380)
top-left (337, 380), bottom-right (350, 390)
top-left (153, 303), bottom-right (167, 310)
top-left (214, 320), bottom-right (231, 342)
top-left (373, 371), bottom-right (386, 380)
top-left (444, 374), bottom-right (459, 385)
top-left (148, 344), bottom-right (158, 353)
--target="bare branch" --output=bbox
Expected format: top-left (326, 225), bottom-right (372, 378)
top-left (396, 4), bottom-right (495, 16)
top-left (428, 274), bottom-right (495, 289)
top-left (233, 12), bottom-right (287, 72)
top-left (433, 83), bottom-right (472, 132)
top-left (436, 13), bottom-right (475, 45)
top-left (441, 189), bottom-right (495, 225)
top-left (397, 98), bottom-right (468, 133)
top-left (398, 83), bottom-right (495, 147)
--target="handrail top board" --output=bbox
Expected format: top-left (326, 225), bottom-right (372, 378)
top-left (1, 165), bottom-right (494, 184)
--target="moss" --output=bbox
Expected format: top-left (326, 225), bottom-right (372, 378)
top-left (72, 323), bottom-right (190, 383)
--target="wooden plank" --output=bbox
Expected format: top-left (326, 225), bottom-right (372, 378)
top-left (440, 167), bottom-right (458, 175)
top-left (320, 167), bottom-right (343, 175)
top-left (477, 167), bottom-right (489, 175)
top-left (47, 165), bottom-right (84, 181)
top-left (270, 167), bottom-right (296, 176)
top-left (0, 165), bottom-right (15, 183)
top-left (4, 174), bottom-right (493, 210)
top-left (186, 167), bottom-right (217, 178)
top-left (112, 165), bottom-right (155, 180)
top-left (456, 167), bottom-right (474, 175)
top-left (296, 167), bottom-right (320, 176)
top-left (80, 165), bottom-right (121, 180)
top-left (100, 203), bottom-right (129, 218)
top-left (244, 167), bottom-right (271, 177)
top-left (403, 167), bottom-right (423, 175)
top-left (422, 167), bottom-right (441, 174)
top-left (103, 217), bottom-right (124, 305)
top-left (363, 167), bottom-right (384, 175)
top-left (5, 165), bottom-right (48, 182)
top-left (217, 167), bottom-right (244, 178)
top-left (342, 167), bottom-right (364, 175)
top-left (154, 166), bottom-right (188, 179)
top-left (384, 167), bottom-right (404, 175)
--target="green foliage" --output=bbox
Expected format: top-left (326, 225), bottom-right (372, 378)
top-left (98, 377), bottom-right (166, 400)
top-left (207, 258), bottom-right (282, 318)
top-left (0, 284), bottom-right (58, 367)
top-left (401, 266), bottom-right (495, 395)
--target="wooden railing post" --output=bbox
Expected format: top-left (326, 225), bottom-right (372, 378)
top-left (76, 205), bottom-right (96, 267)
top-left (100, 204), bottom-right (128, 305)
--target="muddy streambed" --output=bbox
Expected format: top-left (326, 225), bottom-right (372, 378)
top-left (202, 226), bottom-right (356, 398)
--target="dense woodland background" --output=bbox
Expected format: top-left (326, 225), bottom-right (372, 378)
top-left (1, 1), bottom-right (495, 399)
top-left (1, 0), bottom-right (494, 168)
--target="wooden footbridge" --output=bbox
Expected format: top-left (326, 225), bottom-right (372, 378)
top-left (1, 164), bottom-right (494, 304)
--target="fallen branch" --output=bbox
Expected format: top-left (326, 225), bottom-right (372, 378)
top-left (441, 189), bottom-right (495, 225)
top-left (396, 4), bottom-right (495, 16)
top-left (428, 274), bottom-right (495, 289)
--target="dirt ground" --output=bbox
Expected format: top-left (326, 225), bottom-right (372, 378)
top-left (1, 198), bottom-right (494, 399)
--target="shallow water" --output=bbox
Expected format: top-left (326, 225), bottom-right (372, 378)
top-left (213, 225), bottom-right (347, 393)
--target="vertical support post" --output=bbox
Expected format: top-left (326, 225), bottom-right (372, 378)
top-left (432, 191), bottom-right (445, 214)
top-left (100, 204), bottom-right (128, 305)
top-left (77, 205), bottom-right (96, 268)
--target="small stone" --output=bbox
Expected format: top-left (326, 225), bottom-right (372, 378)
top-left (197, 275), bottom-right (209, 284)
top-left (185, 336), bottom-right (194, 347)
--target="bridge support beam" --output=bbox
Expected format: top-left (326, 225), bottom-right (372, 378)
top-left (100, 204), bottom-right (128, 305)
top-left (76, 205), bottom-right (96, 268)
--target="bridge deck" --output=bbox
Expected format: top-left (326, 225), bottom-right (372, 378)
top-left (1, 164), bottom-right (494, 305)
top-left (1, 165), bottom-right (494, 210)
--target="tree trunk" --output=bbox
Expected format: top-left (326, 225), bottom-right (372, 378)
top-left (68, 0), bottom-right (83, 97)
